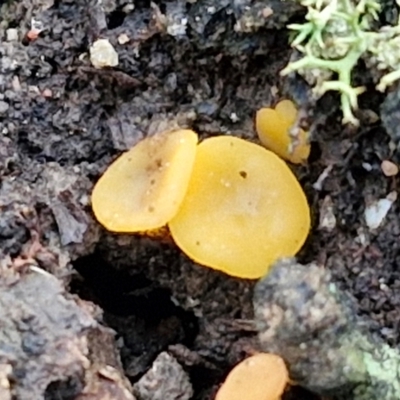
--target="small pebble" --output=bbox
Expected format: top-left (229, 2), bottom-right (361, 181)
top-left (26, 28), bottom-right (41, 41)
top-left (12, 76), bottom-right (21, 91)
top-left (90, 39), bottom-right (119, 69)
top-left (167, 18), bottom-right (188, 37)
top-left (262, 7), bottom-right (273, 18)
top-left (133, 352), bottom-right (193, 400)
top-left (122, 3), bottom-right (135, 13)
top-left (230, 112), bottom-right (239, 123)
top-left (6, 28), bottom-right (18, 42)
top-left (364, 191), bottom-right (397, 230)
top-left (381, 160), bottom-right (398, 177)
top-left (0, 101), bottom-right (9, 115)
top-left (362, 162), bottom-right (373, 172)
top-left (318, 196), bottom-right (336, 232)
top-left (42, 88), bottom-right (53, 98)
top-left (117, 33), bottom-right (130, 44)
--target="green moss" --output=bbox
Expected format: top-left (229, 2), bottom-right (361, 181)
top-left (282, 0), bottom-right (400, 125)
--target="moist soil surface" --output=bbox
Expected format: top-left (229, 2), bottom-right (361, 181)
top-left (1, 0), bottom-right (400, 399)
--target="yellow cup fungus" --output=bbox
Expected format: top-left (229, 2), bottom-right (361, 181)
top-left (215, 353), bottom-right (289, 400)
top-left (255, 100), bottom-right (310, 164)
top-left (92, 128), bottom-right (311, 279)
top-left (91, 129), bottom-right (198, 233)
top-left (168, 136), bottom-right (310, 279)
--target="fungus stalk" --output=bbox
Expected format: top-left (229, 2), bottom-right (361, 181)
top-left (253, 258), bottom-right (400, 400)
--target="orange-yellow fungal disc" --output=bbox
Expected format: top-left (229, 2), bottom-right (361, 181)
top-left (168, 136), bottom-right (310, 279)
top-left (274, 99), bottom-right (298, 125)
top-left (256, 100), bottom-right (310, 164)
top-left (91, 129), bottom-right (198, 233)
top-left (215, 353), bottom-right (289, 400)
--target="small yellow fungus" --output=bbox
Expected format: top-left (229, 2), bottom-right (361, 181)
top-left (215, 353), bottom-right (289, 400)
top-left (256, 100), bottom-right (310, 164)
top-left (168, 136), bottom-right (310, 279)
top-left (91, 129), bottom-right (198, 233)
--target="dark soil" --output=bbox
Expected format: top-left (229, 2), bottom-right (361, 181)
top-left (1, 0), bottom-right (400, 399)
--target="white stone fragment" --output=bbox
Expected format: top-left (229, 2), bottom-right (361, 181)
top-left (89, 39), bottom-right (119, 69)
top-left (364, 191), bottom-right (397, 230)
top-left (6, 29), bottom-right (18, 42)
top-left (117, 33), bottom-right (130, 45)
top-left (133, 352), bottom-right (193, 400)
top-left (312, 165), bottom-right (333, 191)
top-left (318, 196), bottom-right (336, 232)
top-left (166, 17), bottom-right (188, 36)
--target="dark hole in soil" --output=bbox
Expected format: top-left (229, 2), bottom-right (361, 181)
top-left (71, 254), bottom-right (218, 390)
top-left (72, 254), bottom-right (196, 324)
top-left (71, 254), bottom-right (320, 398)
top-left (17, 131), bottom-right (43, 157)
top-left (350, 164), bottom-right (370, 182)
top-left (43, 56), bottom-right (59, 74)
top-left (44, 375), bottom-right (83, 400)
top-left (106, 10), bottom-right (126, 29)
top-left (308, 140), bottom-right (322, 163)
top-left (283, 386), bottom-right (321, 400)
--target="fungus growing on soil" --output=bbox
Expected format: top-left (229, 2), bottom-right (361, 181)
top-left (91, 129), bottom-right (198, 233)
top-left (215, 353), bottom-right (288, 400)
top-left (255, 100), bottom-right (310, 164)
top-left (168, 136), bottom-right (310, 279)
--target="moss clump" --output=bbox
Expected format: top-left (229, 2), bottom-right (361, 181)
top-left (282, 0), bottom-right (400, 125)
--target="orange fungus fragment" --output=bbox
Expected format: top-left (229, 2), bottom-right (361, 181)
top-left (91, 129), bottom-right (198, 233)
top-left (215, 353), bottom-right (289, 400)
top-left (168, 136), bottom-right (310, 279)
top-left (256, 99), bottom-right (310, 164)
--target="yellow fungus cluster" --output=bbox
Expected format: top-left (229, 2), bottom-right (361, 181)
top-left (256, 100), bottom-right (310, 164)
top-left (215, 353), bottom-right (289, 400)
top-left (92, 101), bottom-right (311, 279)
